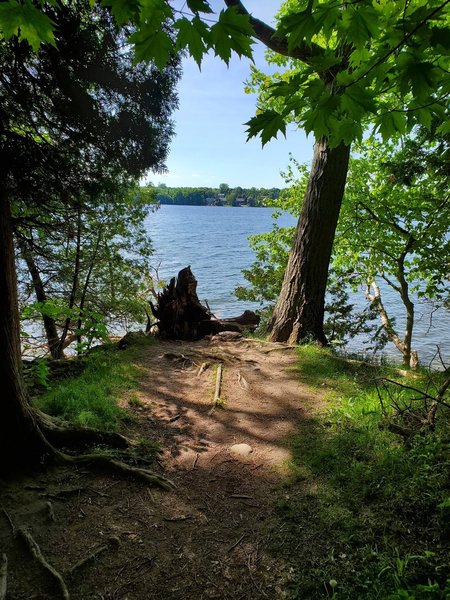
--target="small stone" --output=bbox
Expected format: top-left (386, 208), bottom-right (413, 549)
top-left (230, 443), bottom-right (253, 457)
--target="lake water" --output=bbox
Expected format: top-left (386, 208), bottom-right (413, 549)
top-left (145, 205), bottom-right (450, 366)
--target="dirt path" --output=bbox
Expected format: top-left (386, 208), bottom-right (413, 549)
top-left (1, 336), bottom-right (324, 599)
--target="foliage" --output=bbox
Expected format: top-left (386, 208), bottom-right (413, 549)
top-left (334, 133), bottom-right (450, 364)
top-left (269, 345), bottom-right (450, 598)
top-left (3, 1), bottom-right (449, 148)
top-left (151, 184), bottom-right (281, 206)
top-left (245, 0), bottom-right (450, 146)
top-left (34, 339), bottom-right (155, 430)
top-left (1, 1), bottom-right (180, 212)
top-left (17, 183), bottom-right (158, 354)
top-left (336, 135), bottom-right (450, 303)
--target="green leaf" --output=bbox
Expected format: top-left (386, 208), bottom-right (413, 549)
top-left (186, 0), bottom-right (213, 14)
top-left (340, 6), bottom-right (380, 48)
top-left (415, 108), bottom-right (433, 130)
top-left (0, 0), bottom-right (55, 50)
top-left (335, 119), bottom-right (361, 145)
top-left (139, 0), bottom-right (172, 26)
top-left (129, 27), bottom-right (173, 69)
top-left (429, 27), bottom-right (450, 51)
top-left (210, 6), bottom-right (253, 64)
top-left (345, 85), bottom-right (377, 113)
top-left (348, 47), bottom-right (371, 69)
top-left (245, 110), bottom-right (287, 146)
top-left (278, 9), bottom-right (317, 51)
top-left (436, 119), bottom-right (450, 135)
top-left (175, 17), bottom-right (207, 67)
top-left (102, 0), bottom-right (139, 26)
top-left (302, 106), bottom-right (331, 139)
top-left (375, 111), bottom-right (407, 141)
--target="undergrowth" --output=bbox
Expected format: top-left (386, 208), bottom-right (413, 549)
top-left (34, 338), bottom-right (155, 431)
top-left (271, 346), bottom-right (450, 600)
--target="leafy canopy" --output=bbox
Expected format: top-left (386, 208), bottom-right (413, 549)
top-left (1, 0), bottom-right (449, 146)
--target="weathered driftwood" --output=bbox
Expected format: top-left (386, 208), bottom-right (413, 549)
top-left (150, 266), bottom-right (260, 340)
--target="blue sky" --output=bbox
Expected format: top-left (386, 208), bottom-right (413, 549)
top-left (146, 0), bottom-right (313, 189)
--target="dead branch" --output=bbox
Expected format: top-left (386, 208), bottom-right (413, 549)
top-left (377, 370), bottom-right (450, 436)
top-left (19, 527), bottom-right (70, 600)
top-left (0, 554), bottom-right (7, 600)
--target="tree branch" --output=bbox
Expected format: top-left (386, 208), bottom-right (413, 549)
top-left (223, 0), bottom-right (324, 65)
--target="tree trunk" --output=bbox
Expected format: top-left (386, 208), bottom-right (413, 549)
top-left (17, 237), bottom-right (62, 359)
top-left (0, 190), bottom-right (48, 473)
top-left (56, 208), bottom-right (82, 357)
top-left (269, 138), bottom-right (351, 345)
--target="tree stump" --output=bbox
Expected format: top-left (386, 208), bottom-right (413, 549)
top-left (150, 266), bottom-right (260, 340)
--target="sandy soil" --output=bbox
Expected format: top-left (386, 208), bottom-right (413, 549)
top-left (0, 335), bottom-right (324, 599)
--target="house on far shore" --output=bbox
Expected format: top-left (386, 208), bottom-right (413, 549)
top-left (206, 196), bottom-right (225, 206)
top-left (235, 197), bottom-right (247, 206)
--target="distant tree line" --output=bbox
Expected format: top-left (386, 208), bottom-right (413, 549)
top-left (149, 183), bottom-right (281, 206)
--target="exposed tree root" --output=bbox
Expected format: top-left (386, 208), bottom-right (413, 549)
top-left (0, 554), bottom-right (7, 600)
top-left (18, 527), bottom-right (70, 600)
top-left (53, 450), bottom-right (175, 491)
top-left (36, 410), bottom-right (130, 450)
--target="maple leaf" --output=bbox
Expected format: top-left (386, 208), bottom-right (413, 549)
top-left (245, 110), bottom-right (287, 146)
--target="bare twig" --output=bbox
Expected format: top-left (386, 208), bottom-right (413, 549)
top-left (227, 534), bottom-right (246, 553)
top-left (230, 494), bottom-right (253, 499)
top-left (19, 527), bottom-right (70, 600)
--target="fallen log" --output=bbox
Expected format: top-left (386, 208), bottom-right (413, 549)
top-left (150, 266), bottom-right (259, 340)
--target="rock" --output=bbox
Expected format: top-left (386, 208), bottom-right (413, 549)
top-left (230, 443), bottom-right (253, 457)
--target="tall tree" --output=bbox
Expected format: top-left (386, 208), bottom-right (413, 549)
top-left (0, 1), bottom-right (180, 472)
top-left (2, 1), bottom-right (450, 343)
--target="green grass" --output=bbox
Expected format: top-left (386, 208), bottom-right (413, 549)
top-left (270, 346), bottom-right (450, 599)
top-left (34, 338), bottom-right (155, 431)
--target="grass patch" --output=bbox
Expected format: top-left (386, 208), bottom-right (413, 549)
top-left (34, 339), bottom-right (155, 431)
top-left (271, 346), bottom-right (450, 599)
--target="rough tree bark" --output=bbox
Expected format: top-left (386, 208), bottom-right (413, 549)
top-left (0, 190), bottom-right (49, 472)
top-left (269, 139), bottom-right (351, 345)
